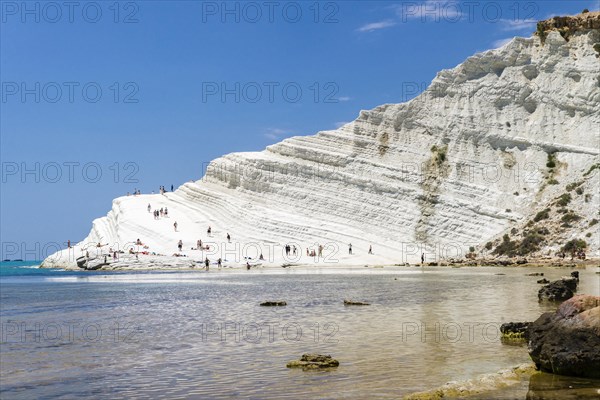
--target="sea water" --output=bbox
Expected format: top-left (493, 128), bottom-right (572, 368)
top-left (1, 262), bottom-right (599, 399)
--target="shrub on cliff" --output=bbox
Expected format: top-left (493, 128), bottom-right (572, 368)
top-left (561, 239), bottom-right (587, 253)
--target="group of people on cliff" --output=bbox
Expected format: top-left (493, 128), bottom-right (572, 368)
top-left (148, 204), bottom-right (169, 220)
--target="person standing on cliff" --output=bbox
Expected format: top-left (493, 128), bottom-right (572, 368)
top-left (227, 233), bottom-right (231, 243)
top-left (174, 221), bottom-right (178, 232)
top-left (348, 244), bottom-right (352, 255)
top-left (421, 253), bottom-right (425, 265)
top-left (178, 240), bottom-right (183, 251)
top-left (368, 245), bottom-right (373, 254)
top-left (207, 226), bottom-right (212, 236)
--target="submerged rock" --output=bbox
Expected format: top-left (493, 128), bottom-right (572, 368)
top-left (527, 272), bottom-right (544, 276)
top-left (527, 371), bottom-right (600, 400)
top-left (403, 363), bottom-right (536, 400)
top-left (537, 278), bottom-right (550, 284)
top-left (528, 295), bottom-right (600, 378)
top-left (538, 278), bottom-right (578, 302)
top-left (286, 354), bottom-right (339, 369)
top-left (500, 322), bottom-right (531, 340)
top-left (343, 300), bottom-right (370, 306)
top-left (260, 301), bottom-right (287, 306)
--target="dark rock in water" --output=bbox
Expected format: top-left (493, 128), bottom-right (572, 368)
top-left (260, 301), bottom-right (287, 306)
top-left (537, 278), bottom-right (550, 284)
top-left (570, 271), bottom-right (579, 280)
top-left (286, 353), bottom-right (339, 369)
top-left (528, 272), bottom-right (544, 276)
top-left (500, 322), bottom-right (531, 340)
top-left (528, 295), bottom-right (600, 378)
top-left (538, 278), bottom-right (578, 302)
top-left (516, 258), bottom-right (528, 264)
top-left (428, 262), bottom-right (438, 266)
top-left (344, 300), bottom-right (370, 306)
top-left (495, 273), bottom-right (506, 275)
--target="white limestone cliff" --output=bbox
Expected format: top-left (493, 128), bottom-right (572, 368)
top-left (42, 15), bottom-right (600, 270)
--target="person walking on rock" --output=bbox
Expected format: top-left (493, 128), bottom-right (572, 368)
top-left (174, 221), bottom-right (178, 232)
top-left (348, 244), bottom-right (352, 255)
top-left (178, 240), bottom-right (183, 251)
top-left (368, 245), bottom-right (373, 254)
top-left (227, 233), bottom-right (231, 243)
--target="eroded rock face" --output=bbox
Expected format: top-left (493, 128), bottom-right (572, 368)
top-left (538, 278), bottom-right (578, 302)
top-left (528, 295), bottom-right (600, 378)
top-left (536, 12), bottom-right (600, 42)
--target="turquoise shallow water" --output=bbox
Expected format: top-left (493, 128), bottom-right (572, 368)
top-left (1, 262), bottom-right (599, 399)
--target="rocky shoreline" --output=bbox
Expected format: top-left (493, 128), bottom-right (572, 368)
top-left (39, 255), bottom-right (599, 272)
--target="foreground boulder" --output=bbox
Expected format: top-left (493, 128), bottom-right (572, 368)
top-left (528, 295), bottom-right (600, 378)
top-left (286, 354), bottom-right (339, 369)
top-left (538, 278), bottom-right (578, 302)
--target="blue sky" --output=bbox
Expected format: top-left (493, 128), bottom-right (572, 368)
top-left (0, 0), bottom-right (596, 260)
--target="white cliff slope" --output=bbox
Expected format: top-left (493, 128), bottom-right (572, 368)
top-left (42, 15), bottom-right (600, 270)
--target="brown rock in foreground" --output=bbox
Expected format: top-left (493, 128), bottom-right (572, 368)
top-left (528, 295), bottom-right (600, 378)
